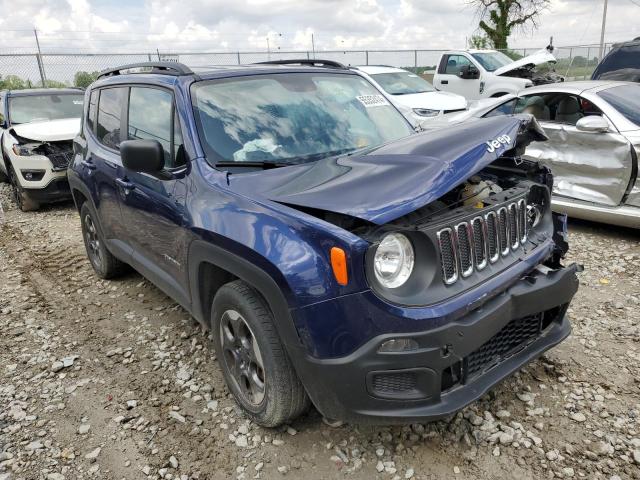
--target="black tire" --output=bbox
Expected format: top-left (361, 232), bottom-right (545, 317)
top-left (211, 280), bottom-right (310, 427)
top-left (0, 166), bottom-right (8, 183)
top-left (80, 202), bottom-right (128, 279)
top-left (8, 166), bottom-right (39, 212)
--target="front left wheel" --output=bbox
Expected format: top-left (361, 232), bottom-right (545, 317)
top-left (211, 280), bottom-right (310, 427)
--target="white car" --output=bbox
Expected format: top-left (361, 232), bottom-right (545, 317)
top-left (353, 66), bottom-right (467, 128)
top-left (432, 48), bottom-right (559, 100)
top-left (425, 81), bottom-right (640, 228)
top-left (0, 88), bottom-right (83, 211)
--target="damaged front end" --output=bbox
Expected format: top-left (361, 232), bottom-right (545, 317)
top-left (10, 131), bottom-right (74, 172)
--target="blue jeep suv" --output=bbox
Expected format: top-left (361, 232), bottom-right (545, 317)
top-left (68, 60), bottom-right (579, 427)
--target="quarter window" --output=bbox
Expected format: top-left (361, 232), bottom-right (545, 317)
top-left (96, 88), bottom-right (126, 150)
top-left (87, 90), bottom-right (98, 134)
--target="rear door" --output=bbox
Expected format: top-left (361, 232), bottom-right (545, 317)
top-left (435, 54), bottom-right (481, 99)
top-left (83, 86), bottom-right (130, 251)
top-left (516, 93), bottom-right (634, 206)
top-left (116, 85), bottom-right (191, 307)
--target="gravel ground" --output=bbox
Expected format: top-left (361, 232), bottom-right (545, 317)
top-left (1, 183), bottom-right (639, 480)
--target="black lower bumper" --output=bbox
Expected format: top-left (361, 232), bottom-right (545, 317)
top-left (24, 178), bottom-right (71, 203)
top-left (292, 264), bottom-right (579, 424)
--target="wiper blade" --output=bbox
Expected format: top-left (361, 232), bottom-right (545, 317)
top-left (215, 161), bottom-right (290, 169)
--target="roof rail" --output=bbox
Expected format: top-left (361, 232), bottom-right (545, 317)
top-left (97, 62), bottom-right (194, 79)
top-left (254, 59), bottom-right (347, 69)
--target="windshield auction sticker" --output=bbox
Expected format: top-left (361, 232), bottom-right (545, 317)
top-left (356, 94), bottom-right (390, 108)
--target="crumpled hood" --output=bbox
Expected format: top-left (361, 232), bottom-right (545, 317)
top-left (229, 116), bottom-right (544, 225)
top-left (494, 48), bottom-right (557, 76)
top-left (11, 118), bottom-right (81, 142)
top-left (392, 90), bottom-right (467, 111)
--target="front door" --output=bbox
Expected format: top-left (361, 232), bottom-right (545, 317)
top-left (115, 86), bottom-right (191, 307)
top-left (517, 93), bottom-right (634, 206)
top-left (436, 54), bottom-right (481, 99)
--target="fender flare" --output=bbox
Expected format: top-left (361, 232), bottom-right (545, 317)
top-left (188, 239), bottom-right (302, 350)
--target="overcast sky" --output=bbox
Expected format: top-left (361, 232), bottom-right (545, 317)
top-left (1, 0), bottom-right (637, 53)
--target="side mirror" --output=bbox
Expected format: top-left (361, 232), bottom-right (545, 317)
top-left (459, 65), bottom-right (480, 80)
top-left (120, 139), bottom-right (164, 174)
top-left (575, 116), bottom-right (609, 133)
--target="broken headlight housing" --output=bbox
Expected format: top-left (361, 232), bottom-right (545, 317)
top-left (12, 144), bottom-right (38, 156)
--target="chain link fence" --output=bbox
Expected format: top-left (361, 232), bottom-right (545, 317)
top-left (0, 44), bottom-right (614, 88)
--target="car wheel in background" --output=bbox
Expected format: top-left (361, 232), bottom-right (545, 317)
top-left (211, 280), bottom-right (310, 427)
top-left (80, 202), bottom-right (129, 279)
top-left (9, 166), bottom-right (39, 212)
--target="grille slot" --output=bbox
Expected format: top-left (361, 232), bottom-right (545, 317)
top-left (517, 199), bottom-right (527, 244)
top-left (465, 314), bottom-right (543, 380)
top-left (436, 198), bottom-right (529, 285)
top-left (485, 211), bottom-right (499, 263)
top-left (471, 217), bottom-right (487, 270)
top-left (456, 222), bottom-right (474, 278)
top-left (508, 203), bottom-right (519, 250)
top-left (437, 228), bottom-right (458, 285)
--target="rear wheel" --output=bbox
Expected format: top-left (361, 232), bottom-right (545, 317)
top-left (8, 166), bottom-right (39, 212)
top-left (211, 280), bottom-right (310, 427)
top-left (80, 202), bottom-right (128, 279)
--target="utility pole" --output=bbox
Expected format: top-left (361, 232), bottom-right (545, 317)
top-left (599, 0), bottom-right (608, 60)
top-left (33, 29), bottom-right (47, 87)
top-left (311, 33), bottom-right (315, 59)
top-left (266, 37), bottom-right (271, 60)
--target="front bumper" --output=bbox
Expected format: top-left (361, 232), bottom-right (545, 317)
top-left (289, 263), bottom-right (578, 424)
top-left (23, 176), bottom-right (72, 203)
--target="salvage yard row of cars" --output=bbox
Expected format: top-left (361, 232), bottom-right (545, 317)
top-left (0, 42), bottom-right (638, 427)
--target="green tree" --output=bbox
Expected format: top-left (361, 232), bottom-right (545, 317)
top-left (469, 35), bottom-right (490, 49)
top-left (44, 79), bottom-right (68, 88)
top-left (468, 0), bottom-right (550, 50)
top-left (73, 71), bottom-right (99, 88)
top-left (0, 75), bottom-right (30, 90)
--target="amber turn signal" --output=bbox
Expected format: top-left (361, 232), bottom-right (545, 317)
top-left (330, 247), bottom-right (348, 286)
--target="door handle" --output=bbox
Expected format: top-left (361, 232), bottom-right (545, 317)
top-left (81, 160), bottom-right (96, 170)
top-left (115, 178), bottom-right (136, 191)
top-left (441, 80), bottom-right (449, 85)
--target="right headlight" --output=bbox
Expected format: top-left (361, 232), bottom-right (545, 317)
top-left (412, 108), bottom-right (440, 118)
top-left (373, 233), bottom-right (415, 289)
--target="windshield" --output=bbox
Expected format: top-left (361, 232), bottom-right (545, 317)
top-left (370, 71), bottom-right (435, 95)
top-left (192, 73), bottom-right (413, 166)
top-left (471, 52), bottom-right (514, 72)
top-left (9, 94), bottom-right (83, 125)
top-left (598, 84), bottom-right (640, 127)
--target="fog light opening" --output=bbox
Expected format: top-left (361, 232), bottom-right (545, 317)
top-left (378, 338), bottom-right (419, 353)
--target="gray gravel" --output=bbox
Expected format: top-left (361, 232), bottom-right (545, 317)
top-left (1, 184), bottom-right (639, 480)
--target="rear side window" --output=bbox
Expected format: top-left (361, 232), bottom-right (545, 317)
top-left (96, 88), bottom-right (126, 150)
top-left (87, 90), bottom-right (98, 133)
top-left (128, 87), bottom-right (184, 169)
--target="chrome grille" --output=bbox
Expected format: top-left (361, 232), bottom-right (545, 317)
top-left (437, 228), bottom-right (458, 285)
top-left (437, 199), bottom-right (528, 285)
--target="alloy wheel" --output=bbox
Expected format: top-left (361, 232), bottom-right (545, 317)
top-left (83, 213), bottom-right (103, 270)
top-left (219, 309), bottom-right (266, 406)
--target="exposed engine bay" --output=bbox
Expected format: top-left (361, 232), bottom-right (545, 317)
top-left (11, 130), bottom-right (74, 171)
top-left (502, 67), bottom-right (565, 85)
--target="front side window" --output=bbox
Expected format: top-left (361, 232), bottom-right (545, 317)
top-left (598, 84), bottom-right (640, 127)
top-left (192, 73), bottom-right (413, 167)
top-left (370, 71), bottom-right (435, 95)
top-left (444, 55), bottom-right (472, 75)
top-left (471, 51), bottom-right (513, 72)
top-left (8, 93), bottom-right (83, 125)
top-left (96, 87), bottom-right (126, 150)
top-left (127, 87), bottom-right (185, 169)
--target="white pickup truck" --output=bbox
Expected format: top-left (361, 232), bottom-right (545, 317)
top-left (432, 48), bottom-right (560, 99)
